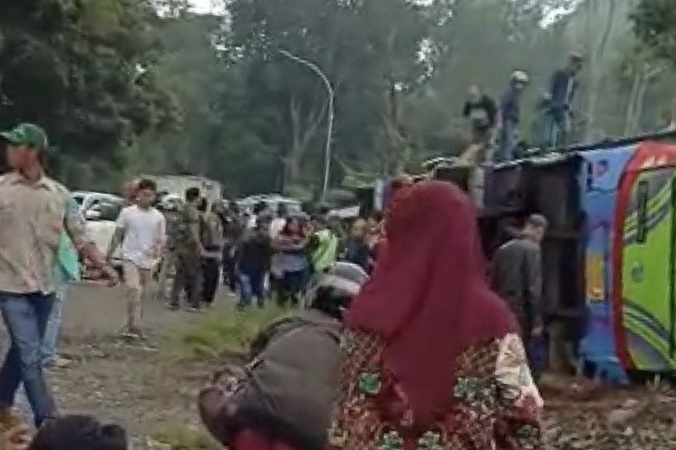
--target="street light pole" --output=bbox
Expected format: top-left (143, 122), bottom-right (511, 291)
top-left (279, 49), bottom-right (334, 201)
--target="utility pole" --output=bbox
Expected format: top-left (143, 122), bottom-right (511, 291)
top-left (279, 49), bottom-right (334, 200)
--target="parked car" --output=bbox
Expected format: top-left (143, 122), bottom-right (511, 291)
top-left (71, 191), bottom-right (122, 216)
top-left (71, 192), bottom-right (124, 275)
top-left (236, 194), bottom-right (303, 216)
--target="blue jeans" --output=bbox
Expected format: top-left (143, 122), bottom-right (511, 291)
top-left (0, 292), bottom-right (56, 426)
top-left (494, 121), bottom-right (517, 163)
top-left (538, 111), bottom-right (569, 149)
top-left (526, 334), bottom-right (548, 383)
top-left (42, 286), bottom-right (65, 363)
top-left (238, 270), bottom-right (266, 308)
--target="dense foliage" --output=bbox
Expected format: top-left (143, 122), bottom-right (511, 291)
top-left (2, 0), bottom-right (676, 196)
top-left (632, 0), bottom-right (676, 65)
top-left (0, 0), bottom-right (179, 188)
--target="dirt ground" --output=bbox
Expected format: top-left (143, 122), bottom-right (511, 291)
top-left (4, 282), bottom-right (676, 449)
top-left (42, 281), bottom-right (229, 448)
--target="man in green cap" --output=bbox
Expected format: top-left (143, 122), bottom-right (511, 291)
top-left (0, 123), bottom-right (118, 427)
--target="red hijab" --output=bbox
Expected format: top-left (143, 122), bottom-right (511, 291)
top-left (346, 180), bottom-right (516, 423)
top-left (372, 174), bottom-right (415, 261)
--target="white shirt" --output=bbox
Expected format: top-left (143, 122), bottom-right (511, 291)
top-left (116, 205), bottom-right (166, 269)
top-left (247, 215), bottom-right (257, 230)
top-left (269, 217), bottom-right (286, 238)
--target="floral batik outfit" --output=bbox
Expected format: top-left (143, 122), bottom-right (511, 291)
top-left (327, 331), bottom-right (543, 450)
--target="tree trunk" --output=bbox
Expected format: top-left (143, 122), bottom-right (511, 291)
top-left (381, 82), bottom-right (409, 176)
top-left (286, 95), bottom-right (327, 184)
top-left (632, 75), bottom-right (648, 134)
top-left (584, 0), bottom-right (616, 142)
top-left (624, 70), bottom-right (642, 135)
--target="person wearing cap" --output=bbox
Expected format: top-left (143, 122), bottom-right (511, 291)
top-left (198, 262), bottom-right (368, 450)
top-left (544, 52), bottom-right (583, 148)
top-left (494, 70), bottom-right (529, 163)
top-left (0, 123), bottom-right (118, 427)
top-left (490, 213), bottom-right (547, 379)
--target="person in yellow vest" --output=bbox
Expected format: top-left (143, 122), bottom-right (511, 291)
top-left (308, 210), bottom-right (339, 275)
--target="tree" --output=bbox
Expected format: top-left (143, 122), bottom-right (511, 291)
top-left (632, 0), bottom-right (676, 65)
top-left (0, 0), bottom-right (177, 187)
top-left (226, 0), bottom-right (443, 187)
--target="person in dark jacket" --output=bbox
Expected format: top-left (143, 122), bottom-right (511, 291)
top-left (543, 52), bottom-right (583, 148)
top-left (339, 218), bottom-right (371, 271)
top-left (198, 262), bottom-right (368, 450)
top-left (199, 198), bottom-right (224, 308)
top-left (463, 85), bottom-right (497, 146)
top-left (221, 203), bottom-right (244, 293)
top-left (491, 213), bottom-right (547, 377)
top-left (237, 217), bottom-right (273, 309)
top-left (495, 70), bottom-right (529, 162)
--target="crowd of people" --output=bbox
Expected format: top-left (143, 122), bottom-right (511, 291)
top-left (152, 191), bottom-right (387, 315)
top-left (0, 121), bottom-right (550, 450)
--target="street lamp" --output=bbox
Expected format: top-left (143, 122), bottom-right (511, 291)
top-left (279, 49), bottom-right (334, 200)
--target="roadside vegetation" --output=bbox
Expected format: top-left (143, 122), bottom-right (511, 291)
top-left (167, 305), bottom-right (287, 360)
top-left (146, 305), bottom-right (287, 449)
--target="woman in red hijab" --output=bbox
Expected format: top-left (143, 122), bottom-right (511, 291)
top-left (326, 181), bottom-right (543, 450)
top-left (367, 174), bottom-right (414, 271)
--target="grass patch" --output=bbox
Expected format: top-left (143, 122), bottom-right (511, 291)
top-left (149, 426), bottom-right (220, 450)
top-left (168, 306), bottom-right (287, 360)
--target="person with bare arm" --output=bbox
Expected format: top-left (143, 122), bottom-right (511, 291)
top-left (107, 178), bottom-right (166, 339)
top-left (0, 123), bottom-right (118, 427)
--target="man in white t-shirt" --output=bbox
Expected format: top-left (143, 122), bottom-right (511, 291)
top-left (269, 204), bottom-right (287, 239)
top-left (107, 179), bottom-right (166, 338)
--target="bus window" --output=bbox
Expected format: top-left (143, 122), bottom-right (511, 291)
top-left (636, 179), bottom-right (649, 244)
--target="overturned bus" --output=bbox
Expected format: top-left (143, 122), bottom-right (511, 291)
top-left (430, 130), bottom-right (676, 382)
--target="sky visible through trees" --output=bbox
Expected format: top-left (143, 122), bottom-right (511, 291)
top-left (1, 0), bottom-right (675, 198)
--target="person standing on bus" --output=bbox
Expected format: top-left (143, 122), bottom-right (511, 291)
top-left (543, 52), bottom-right (583, 148)
top-left (463, 86), bottom-right (497, 150)
top-left (495, 71), bottom-right (529, 162)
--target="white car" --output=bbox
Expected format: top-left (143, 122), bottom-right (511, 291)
top-left (236, 194), bottom-right (303, 216)
top-left (71, 191), bottom-right (124, 270)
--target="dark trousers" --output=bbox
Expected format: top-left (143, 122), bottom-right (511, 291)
top-left (507, 297), bottom-right (546, 382)
top-left (201, 257), bottom-right (220, 305)
top-left (269, 273), bottom-right (281, 303)
top-left (238, 268), bottom-right (266, 308)
top-left (277, 270), bottom-right (306, 307)
top-left (170, 252), bottom-right (201, 308)
top-left (222, 246), bottom-right (238, 292)
top-left (524, 334), bottom-right (548, 383)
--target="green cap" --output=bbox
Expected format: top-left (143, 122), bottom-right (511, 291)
top-left (0, 123), bottom-right (49, 149)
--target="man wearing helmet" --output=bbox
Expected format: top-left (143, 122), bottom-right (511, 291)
top-left (495, 70), bottom-right (529, 162)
